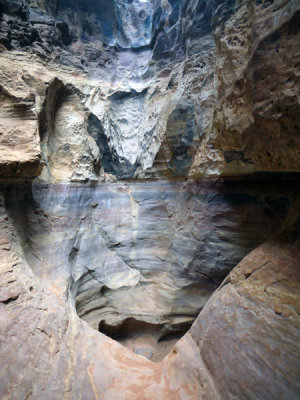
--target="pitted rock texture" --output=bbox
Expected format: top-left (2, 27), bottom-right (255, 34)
top-left (0, 0), bottom-right (299, 181)
top-left (190, 6), bottom-right (300, 177)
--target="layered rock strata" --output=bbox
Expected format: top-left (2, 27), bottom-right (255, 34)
top-left (4, 176), bottom-right (300, 363)
top-left (0, 181), bottom-right (300, 398)
top-left (0, 0), bottom-right (299, 399)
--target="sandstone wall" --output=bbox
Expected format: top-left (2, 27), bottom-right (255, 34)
top-left (0, 0), bottom-right (300, 399)
top-left (0, 0), bottom-right (299, 181)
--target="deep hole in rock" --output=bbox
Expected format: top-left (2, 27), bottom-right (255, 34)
top-left (97, 317), bottom-right (193, 362)
top-left (5, 178), bottom-right (298, 364)
top-left (74, 278), bottom-right (200, 362)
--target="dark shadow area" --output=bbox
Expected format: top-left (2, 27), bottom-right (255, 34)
top-left (99, 317), bottom-right (193, 362)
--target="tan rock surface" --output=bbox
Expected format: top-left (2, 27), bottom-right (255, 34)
top-left (1, 1), bottom-right (299, 181)
top-left (1, 182), bottom-right (299, 399)
top-left (190, 2), bottom-right (300, 177)
top-left (190, 225), bottom-right (300, 399)
top-left (0, 59), bottom-right (41, 179)
top-left (0, 1), bottom-right (299, 399)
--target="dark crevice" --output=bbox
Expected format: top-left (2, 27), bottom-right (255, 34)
top-left (243, 261), bottom-right (271, 280)
top-left (87, 113), bottom-right (137, 179)
top-left (98, 317), bottom-right (194, 362)
top-left (1, 294), bottom-right (19, 304)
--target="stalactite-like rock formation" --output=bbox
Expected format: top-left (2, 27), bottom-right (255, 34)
top-left (0, 0), bottom-right (299, 399)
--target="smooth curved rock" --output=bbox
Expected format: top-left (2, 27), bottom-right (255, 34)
top-left (189, 229), bottom-right (300, 399)
top-left (0, 182), bottom-right (299, 398)
top-left (3, 177), bottom-right (299, 364)
top-left (0, 0), bottom-right (300, 398)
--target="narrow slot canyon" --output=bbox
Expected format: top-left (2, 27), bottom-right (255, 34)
top-left (0, 1), bottom-right (300, 399)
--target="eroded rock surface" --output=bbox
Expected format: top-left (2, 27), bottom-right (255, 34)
top-left (189, 224), bottom-right (300, 399)
top-left (0, 0), bottom-right (300, 398)
top-left (0, 0), bottom-right (299, 180)
top-left (4, 177), bottom-right (300, 364)
top-left (1, 181), bottom-right (300, 398)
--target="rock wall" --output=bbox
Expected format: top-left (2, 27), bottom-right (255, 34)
top-left (189, 225), bottom-right (300, 399)
top-left (0, 0), bottom-right (300, 399)
top-left (6, 179), bottom-right (296, 351)
top-left (0, 0), bottom-right (299, 180)
top-left (1, 180), bottom-right (300, 398)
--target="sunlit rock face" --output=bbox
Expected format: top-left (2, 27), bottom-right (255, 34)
top-left (1, 0), bottom-right (299, 179)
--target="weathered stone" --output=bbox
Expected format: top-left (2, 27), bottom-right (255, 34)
top-left (0, 181), bottom-right (299, 398)
top-left (0, 0), bottom-right (298, 180)
top-left (0, 0), bottom-right (300, 398)
top-left (189, 225), bottom-right (300, 399)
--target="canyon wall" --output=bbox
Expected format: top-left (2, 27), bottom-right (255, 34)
top-left (1, 0), bottom-right (299, 181)
top-left (0, 0), bottom-right (300, 399)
